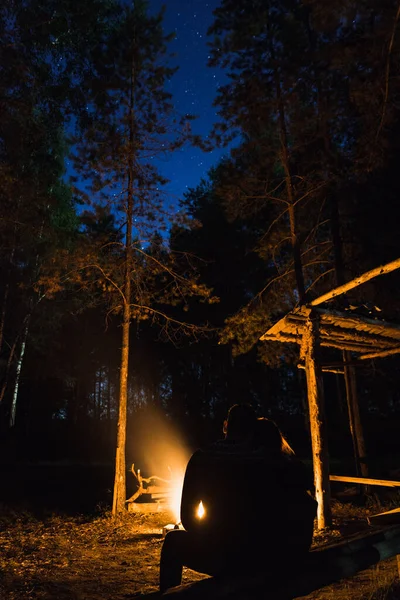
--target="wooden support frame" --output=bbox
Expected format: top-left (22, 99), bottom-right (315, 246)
top-left (300, 310), bottom-right (332, 529)
top-left (330, 475), bottom-right (400, 487)
top-left (260, 258), bottom-right (400, 532)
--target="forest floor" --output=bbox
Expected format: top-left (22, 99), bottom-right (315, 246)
top-left (0, 497), bottom-right (400, 600)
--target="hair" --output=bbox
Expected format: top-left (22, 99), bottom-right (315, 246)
top-left (255, 417), bottom-right (295, 456)
top-left (223, 403), bottom-right (257, 441)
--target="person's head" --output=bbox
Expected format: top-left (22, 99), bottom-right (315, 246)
top-left (223, 403), bottom-right (257, 441)
top-left (255, 417), bottom-right (295, 456)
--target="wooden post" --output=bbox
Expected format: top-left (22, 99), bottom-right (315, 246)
top-left (301, 310), bottom-right (332, 529)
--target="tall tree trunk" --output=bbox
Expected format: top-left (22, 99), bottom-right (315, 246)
top-left (272, 56), bottom-right (306, 303)
top-left (0, 335), bottom-right (18, 405)
top-left (9, 315), bottom-right (30, 427)
top-left (112, 53), bottom-right (135, 517)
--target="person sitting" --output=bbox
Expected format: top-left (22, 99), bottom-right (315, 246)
top-left (159, 404), bottom-right (317, 593)
top-left (159, 403), bottom-right (258, 592)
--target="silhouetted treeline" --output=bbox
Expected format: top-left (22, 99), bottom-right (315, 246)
top-left (0, 0), bottom-right (399, 470)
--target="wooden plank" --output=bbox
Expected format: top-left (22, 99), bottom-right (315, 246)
top-left (310, 258), bottom-right (400, 307)
top-left (259, 327), bottom-right (298, 342)
top-left (261, 332), bottom-right (299, 343)
top-left (264, 333), bottom-right (388, 354)
top-left (316, 307), bottom-right (400, 338)
top-left (368, 508), bottom-right (400, 527)
top-left (319, 324), bottom-right (397, 348)
top-left (330, 475), bottom-right (400, 487)
top-left (359, 346), bottom-right (400, 360)
top-left (127, 502), bottom-right (169, 513)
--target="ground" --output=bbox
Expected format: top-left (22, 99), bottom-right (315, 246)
top-left (0, 499), bottom-right (399, 600)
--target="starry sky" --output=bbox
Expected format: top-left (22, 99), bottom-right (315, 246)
top-left (148, 0), bottom-right (229, 206)
top-left (66, 0), bottom-right (229, 213)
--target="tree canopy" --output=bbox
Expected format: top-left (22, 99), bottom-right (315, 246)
top-left (0, 0), bottom-right (399, 506)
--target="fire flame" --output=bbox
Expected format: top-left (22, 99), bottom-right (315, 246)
top-left (196, 500), bottom-right (205, 519)
top-left (169, 471), bottom-right (185, 523)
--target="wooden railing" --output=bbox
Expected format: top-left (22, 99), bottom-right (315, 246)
top-left (330, 475), bottom-right (400, 487)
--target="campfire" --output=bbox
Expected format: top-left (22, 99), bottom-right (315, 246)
top-left (126, 463), bottom-right (185, 523)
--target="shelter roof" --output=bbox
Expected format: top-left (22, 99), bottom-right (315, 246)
top-left (260, 305), bottom-right (400, 360)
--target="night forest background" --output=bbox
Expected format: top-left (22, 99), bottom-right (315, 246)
top-left (1, 0), bottom-right (400, 511)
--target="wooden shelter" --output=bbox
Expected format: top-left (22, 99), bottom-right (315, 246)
top-left (260, 258), bottom-right (400, 529)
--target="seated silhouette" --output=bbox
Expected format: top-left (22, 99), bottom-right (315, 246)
top-left (159, 404), bottom-right (317, 593)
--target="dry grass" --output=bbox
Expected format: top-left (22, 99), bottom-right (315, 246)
top-left (0, 499), bottom-right (399, 600)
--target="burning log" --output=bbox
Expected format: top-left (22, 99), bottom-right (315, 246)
top-left (126, 464), bottom-right (173, 505)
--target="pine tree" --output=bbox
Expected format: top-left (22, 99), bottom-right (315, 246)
top-left (207, 0), bottom-right (335, 356)
top-left (207, 0), bottom-right (400, 355)
top-left (0, 0), bottom-right (117, 429)
top-left (73, 0), bottom-right (214, 514)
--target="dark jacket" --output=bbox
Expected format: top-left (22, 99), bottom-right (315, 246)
top-left (180, 439), bottom-right (317, 558)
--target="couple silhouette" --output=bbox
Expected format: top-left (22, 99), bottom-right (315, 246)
top-left (159, 404), bottom-right (317, 593)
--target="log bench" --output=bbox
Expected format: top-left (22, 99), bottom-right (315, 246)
top-left (139, 522), bottom-right (400, 600)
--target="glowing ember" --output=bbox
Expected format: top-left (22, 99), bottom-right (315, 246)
top-left (196, 500), bottom-right (205, 519)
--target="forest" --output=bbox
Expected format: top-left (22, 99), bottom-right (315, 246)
top-left (1, 0), bottom-right (400, 520)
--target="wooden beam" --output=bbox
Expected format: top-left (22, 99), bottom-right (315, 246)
top-left (263, 333), bottom-right (394, 354)
top-left (315, 307), bottom-right (400, 338)
top-left (259, 318), bottom-right (299, 340)
top-left (359, 346), bottom-right (400, 360)
top-left (260, 332), bottom-right (299, 343)
top-left (310, 258), bottom-right (400, 307)
top-left (368, 508), bottom-right (400, 527)
top-left (330, 475), bottom-right (400, 487)
top-left (318, 325), bottom-right (395, 349)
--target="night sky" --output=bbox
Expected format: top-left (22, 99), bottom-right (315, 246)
top-left (149, 0), bottom-right (229, 206)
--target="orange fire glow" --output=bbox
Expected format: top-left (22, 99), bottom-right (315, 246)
top-left (128, 406), bottom-right (192, 524)
top-left (196, 500), bottom-right (205, 519)
top-left (168, 471), bottom-right (185, 523)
